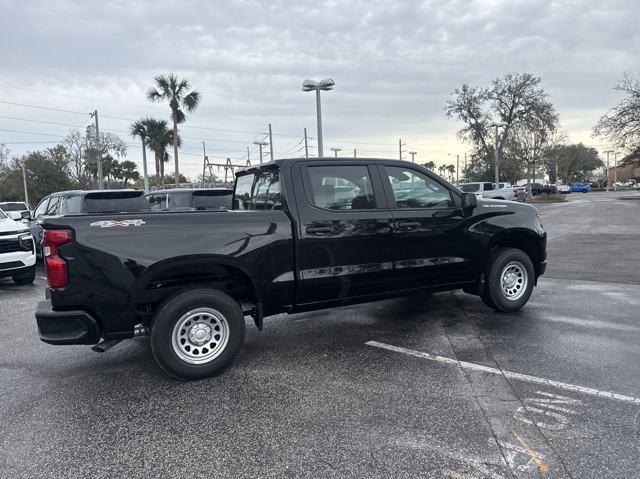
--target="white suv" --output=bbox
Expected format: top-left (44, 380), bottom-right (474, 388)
top-left (0, 208), bottom-right (36, 284)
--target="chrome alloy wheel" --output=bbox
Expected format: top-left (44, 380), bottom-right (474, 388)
top-left (171, 307), bottom-right (230, 364)
top-left (500, 261), bottom-right (528, 301)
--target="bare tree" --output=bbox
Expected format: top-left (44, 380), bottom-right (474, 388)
top-left (445, 73), bottom-right (558, 181)
top-left (593, 72), bottom-right (640, 161)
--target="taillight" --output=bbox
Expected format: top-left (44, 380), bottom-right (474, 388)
top-left (43, 229), bottom-right (73, 288)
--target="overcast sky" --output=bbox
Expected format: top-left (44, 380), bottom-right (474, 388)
top-left (1, 0), bottom-right (638, 179)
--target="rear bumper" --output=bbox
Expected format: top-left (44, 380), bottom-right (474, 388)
top-left (35, 300), bottom-right (100, 345)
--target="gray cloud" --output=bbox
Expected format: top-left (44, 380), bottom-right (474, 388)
top-left (0, 0), bottom-right (638, 175)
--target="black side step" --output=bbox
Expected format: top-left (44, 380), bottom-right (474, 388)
top-left (91, 339), bottom-right (122, 353)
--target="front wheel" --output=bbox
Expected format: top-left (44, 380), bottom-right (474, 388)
top-left (151, 289), bottom-right (245, 380)
top-left (482, 248), bottom-right (534, 312)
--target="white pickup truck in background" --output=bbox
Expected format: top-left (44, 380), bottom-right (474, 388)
top-left (458, 182), bottom-right (523, 201)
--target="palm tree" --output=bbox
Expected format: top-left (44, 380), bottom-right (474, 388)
top-left (146, 74), bottom-right (200, 187)
top-left (438, 165), bottom-right (446, 177)
top-left (446, 164), bottom-right (456, 181)
top-left (130, 118), bottom-right (178, 188)
top-left (423, 161), bottom-right (436, 170)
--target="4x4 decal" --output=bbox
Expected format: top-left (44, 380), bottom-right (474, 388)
top-left (90, 219), bottom-right (146, 228)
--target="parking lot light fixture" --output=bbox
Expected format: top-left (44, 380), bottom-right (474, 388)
top-left (302, 78), bottom-right (335, 158)
top-left (330, 147), bottom-right (341, 157)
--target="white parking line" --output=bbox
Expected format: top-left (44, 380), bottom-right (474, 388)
top-left (366, 341), bottom-right (640, 406)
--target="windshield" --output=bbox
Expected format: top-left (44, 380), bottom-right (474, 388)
top-left (0, 209), bottom-right (6, 219)
top-left (459, 183), bottom-right (480, 192)
top-left (0, 202), bottom-right (28, 211)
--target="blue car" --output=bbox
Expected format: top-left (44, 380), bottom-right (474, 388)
top-left (570, 183), bottom-right (590, 193)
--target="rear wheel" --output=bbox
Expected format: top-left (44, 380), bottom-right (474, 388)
top-left (482, 248), bottom-right (534, 312)
top-left (151, 289), bottom-right (245, 380)
top-left (13, 266), bottom-right (36, 285)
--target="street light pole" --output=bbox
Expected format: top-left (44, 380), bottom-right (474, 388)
top-left (302, 79), bottom-right (335, 158)
top-left (315, 90), bottom-right (323, 157)
top-left (409, 151), bottom-right (417, 163)
top-left (304, 128), bottom-right (309, 158)
top-left (330, 147), bottom-right (341, 157)
top-left (141, 138), bottom-right (149, 193)
top-left (21, 161), bottom-right (29, 207)
top-left (494, 124), bottom-right (500, 186)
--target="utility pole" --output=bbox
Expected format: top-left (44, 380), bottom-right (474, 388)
top-left (614, 152), bottom-right (618, 189)
top-left (409, 151), bottom-right (417, 163)
top-left (201, 141), bottom-right (207, 188)
top-left (141, 138), bottom-right (149, 193)
top-left (246, 146), bottom-right (251, 166)
top-left (21, 161), bottom-right (29, 207)
top-left (604, 150), bottom-right (613, 191)
top-left (268, 123), bottom-right (274, 161)
top-left (353, 148), bottom-right (357, 158)
top-left (398, 139), bottom-right (406, 161)
top-left (90, 110), bottom-right (103, 189)
top-left (254, 140), bottom-right (268, 164)
top-left (456, 154), bottom-right (460, 184)
top-left (304, 128), bottom-right (309, 158)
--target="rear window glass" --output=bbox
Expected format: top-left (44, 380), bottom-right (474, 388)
top-left (192, 190), bottom-right (233, 209)
top-left (234, 169), bottom-right (282, 210)
top-left (0, 209), bottom-right (6, 219)
top-left (84, 193), bottom-right (150, 213)
top-left (0, 202), bottom-right (28, 211)
top-left (168, 193), bottom-right (191, 208)
top-left (459, 184), bottom-right (480, 192)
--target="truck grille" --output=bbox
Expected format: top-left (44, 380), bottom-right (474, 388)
top-left (0, 239), bottom-right (21, 254)
top-left (0, 236), bottom-right (35, 253)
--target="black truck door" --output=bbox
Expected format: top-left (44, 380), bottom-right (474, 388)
top-left (379, 164), bottom-right (475, 289)
top-left (293, 162), bottom-right (395, 305)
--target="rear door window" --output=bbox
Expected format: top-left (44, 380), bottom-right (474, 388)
top-left (384, 166), bottom-right (453, 209)
top-left (305, 165), bottom-right (376, 210)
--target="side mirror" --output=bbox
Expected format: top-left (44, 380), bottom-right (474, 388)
top-left (21, 210), bottom-right (31, 221)
top-left (461, 192), bottom-right (477, 217)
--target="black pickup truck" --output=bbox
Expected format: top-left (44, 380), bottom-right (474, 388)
top-left (36, 158), bottom-right (546, 379)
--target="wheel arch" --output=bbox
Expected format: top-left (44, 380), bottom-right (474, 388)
top-left (487, 229), bottom-right (543, 277)
top-left (130, 254), bottom-right (260, 314)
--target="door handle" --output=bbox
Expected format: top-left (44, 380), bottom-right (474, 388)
top-left (396, 221), bottom-right (421, 229)
top-left (306, 225), bottom-right (334, 234)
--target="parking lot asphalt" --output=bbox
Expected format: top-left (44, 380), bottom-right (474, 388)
top-left (1, 191), bottom-right (639, 479)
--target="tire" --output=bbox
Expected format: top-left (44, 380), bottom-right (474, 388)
top-left (12, 266), bottom-right (36, 285)
top-left (151, 289), bottom-right (245, 380)
top-left (483, 248), bottom-right (535, 312)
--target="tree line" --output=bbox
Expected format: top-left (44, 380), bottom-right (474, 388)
top-left (445, 71), bottom-right (640, 185)
top-left (0, 74), bottom-right (200, 205)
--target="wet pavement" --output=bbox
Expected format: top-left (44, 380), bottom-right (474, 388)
top-left (1, 191), bottom-right (639, 478)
